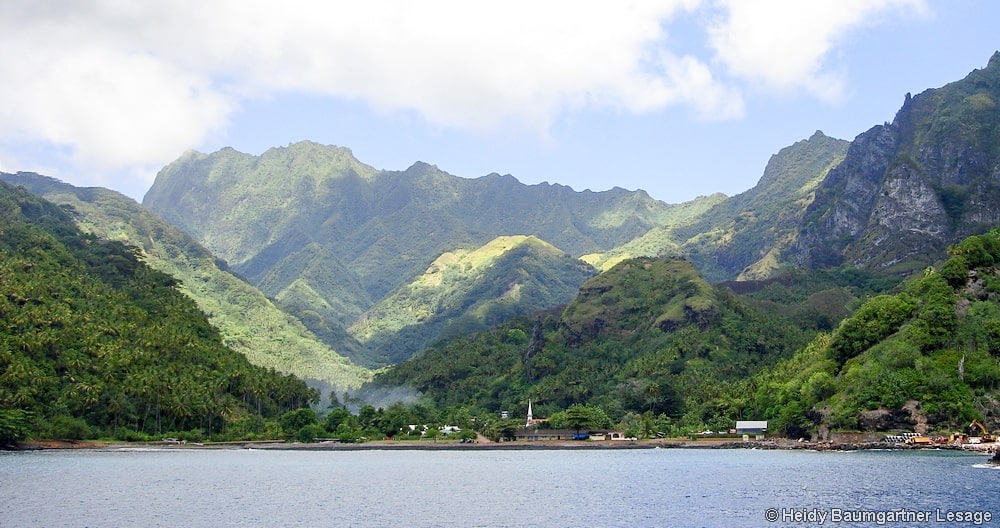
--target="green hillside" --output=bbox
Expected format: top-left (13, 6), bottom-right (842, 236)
top-left (372, 257), bottom-right (814, 426)
top-left (579, 193), bottom-right (727, 271)
top-left (353, 235), bottom-right (596, 363)
top-left (143, 144), bottom-right (718, 361)
top-left (0, 172), bottom-right (372, 389)
top-left (581, 132), bottom-right (848, 283)
top-left (0, 181), bottom-right (316, 444)
top-left (677, 131), bottom-right (849, 281)
top-left (144, 143), bottom-right (682, 297)
top-left (721, 229), bottom-right (1000, 438)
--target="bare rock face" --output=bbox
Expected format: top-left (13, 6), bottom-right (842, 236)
top-left (903, 400), bottom-right (928, 435)
top-left (855, 401), bottom-right (926, 433)
top-left (796, 53), bottom-right (1000, 273)
top-left (858, 407), bottom-right (918, 432)
top-left (797, 121), bottom-right (899, 268)
top-left (858, 408), bottom-right (895, 431)
top-left (855, 162), bottom-right (950, 269)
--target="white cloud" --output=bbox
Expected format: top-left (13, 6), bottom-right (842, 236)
top-left (1, 1), bottom-right (726, 182)
top-left (174, 0), bottom-right (728, 127)
top-left (0, 0), bottom-right (925, 194)
top-left (2, 44), bottom-right (232, 168)
top-left (707, 0), bottom-right (928, 100)
top-left (0, 2), bottom-right (234, 191)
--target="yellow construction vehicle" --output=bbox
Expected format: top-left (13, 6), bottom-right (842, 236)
top-left (969, 420), bottom-right (997, 443)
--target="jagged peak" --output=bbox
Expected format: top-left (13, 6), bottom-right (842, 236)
top-left (177, 141), bottom-right (360, 166)
top-left (988, 50), bottom-right (1000, 70)
top-left (798, 130), bottom-right (848, 146)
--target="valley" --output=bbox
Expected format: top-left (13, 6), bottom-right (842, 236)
top-left (3, 52), bottom-right (1000, 447)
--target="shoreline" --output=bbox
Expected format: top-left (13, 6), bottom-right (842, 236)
top-left (12, 437), bottom-right (1000, 460)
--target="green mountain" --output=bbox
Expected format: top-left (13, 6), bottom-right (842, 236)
top-left (353, 235), bottom-right (596, 363)
top-left (0, 172), bottom-right (372, 390)
top-left (676, 131), bottom-right (849, 281)
top-left (372, 257), bottom-right (816, 424)
top-left (728, 228), bottom-right (1000, 438)
top-left (799, 52), bottom-right (1000, 274)
top-left (0, 181), bottom-right (316, 443)
top-left (367, 52), bottom-right (1000, 438)
top-left (578, 192), bottom-right (728, 271)
top-left (143, 142), bottom-right (715, 362)
top-left (583, 131), bottom-right (848, 283)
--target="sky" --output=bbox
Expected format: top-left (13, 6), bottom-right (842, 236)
top-left (1, 1), bottom-right (998, 204)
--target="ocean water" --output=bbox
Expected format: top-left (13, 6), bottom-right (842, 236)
top-left (0, 447), bottom-right (997, 527)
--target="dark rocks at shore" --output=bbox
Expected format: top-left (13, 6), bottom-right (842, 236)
top-left (709, 440), bottom-right (979, 452)
top-left (247, 439), bottom-right (974, 452)
top-left (14, 438), bottom-right (1000, 457)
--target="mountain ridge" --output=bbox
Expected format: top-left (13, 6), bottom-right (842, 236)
top-left (144, 145), bottom-right (717, 362)
top-left (798, 51), bottom-right (1000, 273)
top-left (578, 130), bottom-right (849, 282)
top-left (0, 171), bottom-right (373, 389)
top-left (352, 235), bottom-right (597, 363)
top-left (0, 180), bottom-right (317, 443)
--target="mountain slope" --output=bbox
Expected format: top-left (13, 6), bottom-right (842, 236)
top-left (144, 143), bottom-right (682, 298)
top-left (579, 192), bottom-right (728, 271)
top-left (0, 181), bottom-right (316, 442)
top-left (581, 131), bottom-right (848, 282)
top-left (352, 235), bottom-right (596, 363)
top-left (798, 52), bottom-right (1000, 274)
top-left (728, 228), bottom-right (1000, 438)
top-left (373, 256), bottom-right (813, 422)
top-left (1, 172), bottom-right (372, 389)
top-left (143, 142), bottom-right (714, 361)
top-left (677, 131), bottom-right (849, 281)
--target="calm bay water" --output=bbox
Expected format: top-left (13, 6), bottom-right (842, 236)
top-left (1, 447), bottom-right (997, 527)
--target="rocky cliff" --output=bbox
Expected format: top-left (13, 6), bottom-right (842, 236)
top-left (798, 52), bottom-right (1000, 273)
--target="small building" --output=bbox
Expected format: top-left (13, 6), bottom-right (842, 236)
top-left (515, 429), bottom-right (583, 442)
top-left (515, 429), bottom-right (631, 442)
top-left (735, 421), bottom-right (767, 440)
top-left (588, 431), bottom-right (629, 441)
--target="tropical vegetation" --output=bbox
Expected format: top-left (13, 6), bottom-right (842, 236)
top-left (0, 172), bottom-right (372, 389)
top-left (0, 182), bottom-right (316, 445)
top-left (725, 228), bottom-right (1000, 438)
top-left (6, 53), bottom-right (1000, 446)
top-left (370, 258), bottom-right (868, 436)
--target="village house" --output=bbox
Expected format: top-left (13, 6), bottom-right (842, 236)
top-left (515, 429), bottom-right (582, 441)
top-left (735, 420), bottom-right (768, 440)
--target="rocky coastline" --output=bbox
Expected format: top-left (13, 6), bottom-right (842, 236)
top-left (14, 437), bottom-right (1000, 461)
